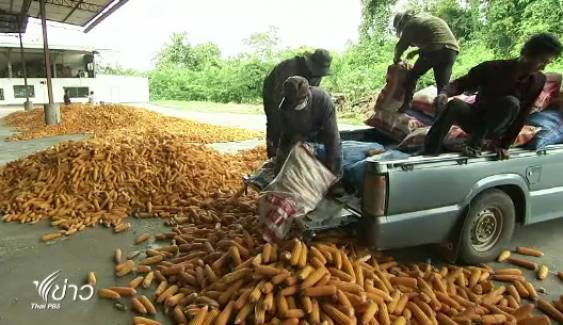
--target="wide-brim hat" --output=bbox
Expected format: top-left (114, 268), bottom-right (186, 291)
top-left (282, 76), bottom-right (310, 104)
top-left (304, 49), bottom-right (332, 77)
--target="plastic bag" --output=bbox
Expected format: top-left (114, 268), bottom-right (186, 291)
top-left (398, 125), bottom-right (541, 151)
top-left (258, 143), bottom-right (338, 242)
top-left (532, 73), bottom-right (562, 113)
top-left (411, 86), bottom-right (476, 117)
top-left (412, 86), bottom-right (437, 116)
top-left (365, 110), bottom-right (425, 142)
top-left (245, 159), bottom-right (275, 191)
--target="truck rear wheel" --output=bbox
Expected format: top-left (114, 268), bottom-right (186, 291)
top-left (458, 189), bottom-right (515, 264)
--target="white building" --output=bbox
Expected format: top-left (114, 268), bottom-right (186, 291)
top-left (0, 39), bottom-right (149, 105)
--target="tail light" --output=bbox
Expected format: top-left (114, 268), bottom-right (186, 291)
top-left (363, 173), bottom-right (388, 217)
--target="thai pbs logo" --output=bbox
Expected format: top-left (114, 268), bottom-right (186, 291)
top-left (31, 270), bottom-right (95, 310)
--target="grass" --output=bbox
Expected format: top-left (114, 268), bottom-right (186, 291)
top-left (152, 100), bottom-right (366, 125)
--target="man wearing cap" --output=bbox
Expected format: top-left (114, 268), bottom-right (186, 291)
top-left (274, 76), bottom-right (342, 177)
top-left (393, 12), bottom-right (459, 112)
top-left (263, 49), bottom-right (332, 158)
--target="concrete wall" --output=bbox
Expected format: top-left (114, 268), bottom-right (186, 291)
top-left (0, 75), bottom-right (149, 105)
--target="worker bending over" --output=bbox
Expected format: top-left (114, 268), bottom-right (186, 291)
top-left (263, 49), bottom-right (332, 158)
top-left (274, 76), bottom-right (342, 177)
top-left (393, 11), bottom-right (459, 112)
top-left (425, 33), bottom-right (562, 159)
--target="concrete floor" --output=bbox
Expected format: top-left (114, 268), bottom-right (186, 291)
top-left (0, 218), bottom-right (171, 325)
top-left (0, 107), bottom-right (562, 324)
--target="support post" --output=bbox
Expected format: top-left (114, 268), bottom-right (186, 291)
top-left (7, 49), bottom-right (12, 79)
top-left (17, 16), bottom-right (32, 111)
top-left (40, 0), bottom-right (60, 124)
top-left (52, 53), bottom-right (57, 78)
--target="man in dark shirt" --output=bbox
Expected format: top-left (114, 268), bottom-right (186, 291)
top-left (393, 12), bottom-right (460, 112)
top-left (263, 49), bottom-right (332, 158)
top-left (275, 76), bottom-right (342, 177)
top-left (425, 33), bottom-right (562, 159)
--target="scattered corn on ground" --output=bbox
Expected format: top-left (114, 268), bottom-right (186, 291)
top-left (1, 104), bottom-right (265, 238)
top-left (0, 129), bottom-right (265, 238)
top-left (2, 104), bottom-right (562, 324)
top-left (3, 104), bottom-right (262, 142)
top-left (97, 210), bottom-right (563, 325)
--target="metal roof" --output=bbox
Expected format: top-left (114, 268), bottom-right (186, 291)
top-left (0, 0), bottom-right (128, 33)
top-left (0, 39), bottom-right (101, 52)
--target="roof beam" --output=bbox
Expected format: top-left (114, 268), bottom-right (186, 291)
top-left (9, 0), bottom-right (14, 13)
top-left (38, 0), bottom-right (103, 14)
top-left (83, 0), bottom-right (127, 32)
top-left (20, 0), bottom-right (32, 15)
top-left (19, 0), bottom-right (31, 30)
top-left (62, 0), bottom-right (83, 22)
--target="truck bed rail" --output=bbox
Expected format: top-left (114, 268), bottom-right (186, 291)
top-left (368, 145), bottom-right (563, 173)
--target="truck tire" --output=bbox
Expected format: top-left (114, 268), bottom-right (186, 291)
top-left (458, 189), bottom-right (515, 264)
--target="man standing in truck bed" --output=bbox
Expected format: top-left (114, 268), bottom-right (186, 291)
top-left (425, 33), bottom-right (562, 159)
top-left (393, 12), bottom-right (460, 112)
top-left (263, 49), bottom-right (332, 159)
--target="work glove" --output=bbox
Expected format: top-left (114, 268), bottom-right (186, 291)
top-left (433, 94), bottom-right (449, 115)
top-left (496, 147), bottom-right (510, 160)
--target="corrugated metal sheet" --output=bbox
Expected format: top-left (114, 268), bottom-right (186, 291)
top-left (0, 0), bottom-right (125, 33)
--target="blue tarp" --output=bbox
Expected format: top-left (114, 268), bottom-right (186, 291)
top-left (311, 140), bottom-right (384, 166)
top-left (312, 141), bottom-right (410, 193)
top-left (344, 149), bottom-right (411, 192)
top-left (526, 109), bottom-right (563, 149)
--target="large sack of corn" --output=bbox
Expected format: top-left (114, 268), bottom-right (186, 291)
top-left (258, 144), bottom-right (337, 242)
top-left (373, 63), bottom-right (411, 113)
top-left (365, 110), bottom-right (425, 142)
top-left (398, 125), bottom-right (541, 152)
top-left (532, 72), bottom-right (562, 113)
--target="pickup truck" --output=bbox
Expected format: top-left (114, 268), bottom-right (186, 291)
top-left (302, 127), bottom-right (563, 264)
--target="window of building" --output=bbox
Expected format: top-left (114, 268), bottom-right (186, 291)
top-left (13, 85), bottom-right (35, 98)
top-left (64, 87), bottom-right (89, 98)
top-left (0, 88), bottom-right (4, 100)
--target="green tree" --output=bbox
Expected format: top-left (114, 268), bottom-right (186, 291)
top-left (243, 26), bottom-right (281, 61)
top-left (154, 32), bottom-right (192, 69)
top-left (404, 0), bottom-right (483, 41)
top-left (149, 0), bottom-right (562, 105)
top-left (97, 64), bottom-right (144, 76)
top-left (360, 0), bottom-right (397, 42)
top-left (191, 42), bottom-right (222, 68)
top-left (153, 33), bottom-right (222, 71)
top-left (484, 0), bottom-right (563, 56)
